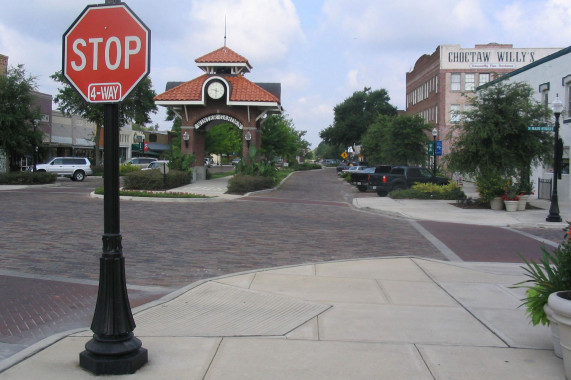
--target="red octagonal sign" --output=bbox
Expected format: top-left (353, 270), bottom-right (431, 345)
top-left (63, 3), bottom-right (150, 103)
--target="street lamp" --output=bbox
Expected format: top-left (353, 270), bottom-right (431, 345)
top-left (183, 130), bottom-right (190, 148)
top-left (432, 128), bottom-right (438, 175)
top-left (245, 130), bottom-right (252, 148)
top-left (547, 94), bottom-right (564, 222)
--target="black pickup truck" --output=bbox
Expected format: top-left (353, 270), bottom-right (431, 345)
top-left (351, 165), bottom-right (392, 192)
top-left (370, 166), bottom-right (449, 196)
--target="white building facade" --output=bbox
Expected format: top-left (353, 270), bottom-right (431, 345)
top-left (495, 46), bottom-right (571, 202)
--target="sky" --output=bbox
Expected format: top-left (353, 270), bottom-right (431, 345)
top-left (2, 0), bottom-right (571, 149)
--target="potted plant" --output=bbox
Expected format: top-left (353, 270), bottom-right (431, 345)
top-left (502, 183), bottom-right (520, 212)
top-left (475, 173), bottom-right (507, 210)
top-left (514, 224), bottom-right (571, 360)
top-left (517, 181), bottom-right (534, 211)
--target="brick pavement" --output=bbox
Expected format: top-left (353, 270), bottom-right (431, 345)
top-left (1, 168), bottom-right (558, 363)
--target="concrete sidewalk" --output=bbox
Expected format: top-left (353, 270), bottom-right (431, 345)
top-left (0, 257), bottom-right (564, 379)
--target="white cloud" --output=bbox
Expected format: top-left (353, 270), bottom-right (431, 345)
top-left (181, 0), bottom-right (305, 66)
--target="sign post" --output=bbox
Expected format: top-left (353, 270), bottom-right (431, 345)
top-left (63, 1), bottom-right (150, 375)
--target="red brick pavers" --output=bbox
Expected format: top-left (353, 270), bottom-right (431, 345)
top-left (418, 221), bottom-right (558, 262)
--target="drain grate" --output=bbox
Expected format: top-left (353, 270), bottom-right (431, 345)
top-left (134, 281), bottom-right (330, 337)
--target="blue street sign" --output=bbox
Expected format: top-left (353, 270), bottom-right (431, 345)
top-left (528, 126), bottom-right (554, 131)
top-left (436, 141), bottom-right (442, 156)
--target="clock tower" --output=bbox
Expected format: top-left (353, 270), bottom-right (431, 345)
top-left (154, 46), bottom-right (283, 178)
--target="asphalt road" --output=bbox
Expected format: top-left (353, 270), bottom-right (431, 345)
top-left (0, 168), bottom-right (562, 362)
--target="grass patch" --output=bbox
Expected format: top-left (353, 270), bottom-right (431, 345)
top-left (95, 187), bottom-right (212, 198)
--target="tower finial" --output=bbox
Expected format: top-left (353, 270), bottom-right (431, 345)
top-left (224, 15), bottom-right (227, 47)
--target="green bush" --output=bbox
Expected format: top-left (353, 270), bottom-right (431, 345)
top-left (476, 173), bottom-right (509, 203)
top-left (292, 163), bottom-right (321, 171)
top-left (389, 182), bottom-right (465, 200)
top-left (123, 169), bottom-right (190, 190)
top-left (120, 163), bottom-right (141, 176)
top-left (92, 165), bottom-right (104, 176)
top-left (227, 174), bottom-right (274, 194)
top-left (0, 171), bottom-right (57, 184)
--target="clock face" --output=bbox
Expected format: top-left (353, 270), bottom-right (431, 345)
top-left (207, 82), bottom-right (225, 99)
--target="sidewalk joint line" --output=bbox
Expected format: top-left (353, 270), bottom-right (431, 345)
top-left (408, 220), bottom-right (463, 262)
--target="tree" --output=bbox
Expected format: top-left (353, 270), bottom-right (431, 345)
top-left (446, 81), bottom-right (552, 188)
top-left (361, 114), bottom-right (430, 165)
top-left (50, 72), bottom-right (158, 165)
top-left (315, 141), bottom-right (344, 161)
top-left (261, 114), bottom-right (309, 162)
top-left (205, 123), bottom-right (242, 160)
top-left (320, 87), bottom-right (397, 150)
top-left (0, 65), bottom-right (43, 171)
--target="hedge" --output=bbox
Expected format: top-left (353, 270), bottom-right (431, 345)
top-left (122, 169), bottom-right (191, 190)
top-left (0, 171), bottom-right (57, 185)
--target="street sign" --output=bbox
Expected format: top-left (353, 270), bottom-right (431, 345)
top-left (428, 141), bottom-right (443, 156)
top-left (63, 4), bottom-right (150, 103)
top-left (528, 126), bottom-right (554, 131)
top-left (341, 151), bottom-right (348, 159)
top-left (436, 140), bottom-right (442, 156)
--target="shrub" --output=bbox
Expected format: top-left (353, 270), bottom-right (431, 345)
top-left (389, 182), bottom-right (465, 200)
top-left (120, 163), bottom-right (141, 176)
top-left (123, 169), bottom-right (190, 190)
top-left (476, 173), bottom-right (509, 203)
top-left (0, 171), bottom-right (57, 184)
top-left (292, 163), bottom-right (321, 171)
top-left (227, 174), bottom-right (274, 194)
top-left (235, 160), bottom-right (278, 179)
top-left (91, 165), bottom-right (104, 176)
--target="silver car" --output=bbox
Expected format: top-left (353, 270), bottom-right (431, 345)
top-left (35, 157), bottom-right (93, 181)
top-left (124, 157), bottom-right (157, 168)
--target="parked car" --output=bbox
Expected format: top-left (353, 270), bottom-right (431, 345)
top-left (231, 158), bottom-right (241, 166)
top-left (204, 158), bottom-right (214, 167)
top-left (142, 160), bottom-right (169, 174)
top-left (338, 165), bottom-right (369, 176)
top-left (124, 157), bottom-right (157, 168)
top-left (370, 166), bottom-right (449, 196)
top-left (350, 165), bottom-right (392, 192)
top-left (35, 157), bottom-right (93, 181)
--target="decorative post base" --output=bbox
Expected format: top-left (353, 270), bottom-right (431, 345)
top-left (80, 339), bottom-right (147, 375)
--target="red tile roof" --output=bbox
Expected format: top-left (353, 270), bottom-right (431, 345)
top-left (154, 74), bottom-right (279, 104)
top-left (195, 47), bottom-right (252, 69)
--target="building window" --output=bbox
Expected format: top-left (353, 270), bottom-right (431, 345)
top-left (567, 83), bottom-right (571, 118)
top-left (465, 74), bottom-right (475, 91)
top-left (450, 104), bottom-right (461, 123)
top-left (149, 134), bottom-right (157, 142)
top-left (451, 73), bottom-right (461, 91)
top-left (479, 73), bottom-right (490, 86)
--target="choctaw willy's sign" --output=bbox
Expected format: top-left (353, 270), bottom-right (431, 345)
top-left (441, 45), bottom-right (561, 70)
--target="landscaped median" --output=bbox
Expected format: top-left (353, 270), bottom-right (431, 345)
top-left (93, 188), bottom-right (213, 199)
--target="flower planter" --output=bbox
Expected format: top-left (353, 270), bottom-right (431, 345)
top-left (545, 303), bottom-right (563, 358)
top-left (548, 291), bottom-right (571, 377)
top-left (490, 197), bottom-right (504, 210)
top-left (517, 194), bottom-right (529, 211)
top-left (504, 200), bottom-right (519, 212)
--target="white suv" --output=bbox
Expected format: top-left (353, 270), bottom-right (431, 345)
top-left (35, 157), bottom-right (93, 181)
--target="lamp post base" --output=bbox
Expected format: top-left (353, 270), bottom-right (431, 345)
top-left (546, 214), bottom-right (563, 223)
top-left (80, 346), bottom-right (148, 375)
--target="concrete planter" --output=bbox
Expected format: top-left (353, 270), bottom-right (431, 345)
top-left (504, 200), bottom-right (519, 212)
top-left (517, 194), bottom-right (530, 211)
top-left (490, 197), bottom-right (504, 210)
top-left (545, 303), bottom-right (563, 358)
top-left (548, 291), bottom-right (571, 377)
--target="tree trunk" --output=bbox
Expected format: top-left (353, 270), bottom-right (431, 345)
top-left (95, 124), bottom-right (102, 166)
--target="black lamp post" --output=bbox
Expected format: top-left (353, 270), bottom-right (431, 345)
top-left (547, 94), bottom-right (564, 222)
top-left (183, 130), bottom-right (190, 148)
top-left (432, 128), bottom-right (437, 175)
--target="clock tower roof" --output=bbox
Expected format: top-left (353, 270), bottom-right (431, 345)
top-left (195, 46), bottom-right (252, 74)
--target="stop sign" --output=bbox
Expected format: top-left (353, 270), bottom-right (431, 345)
top-left (63, 4), bottom-right (150, 103)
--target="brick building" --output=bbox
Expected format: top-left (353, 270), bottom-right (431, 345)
top-left (406, 43), bottom-right (561, 166)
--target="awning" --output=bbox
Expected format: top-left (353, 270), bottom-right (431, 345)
top-left (147, 142), bottom-right (170, 152)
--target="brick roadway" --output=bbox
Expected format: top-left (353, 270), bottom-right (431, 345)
top-left (0, 168), bottom-right (562, 362)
